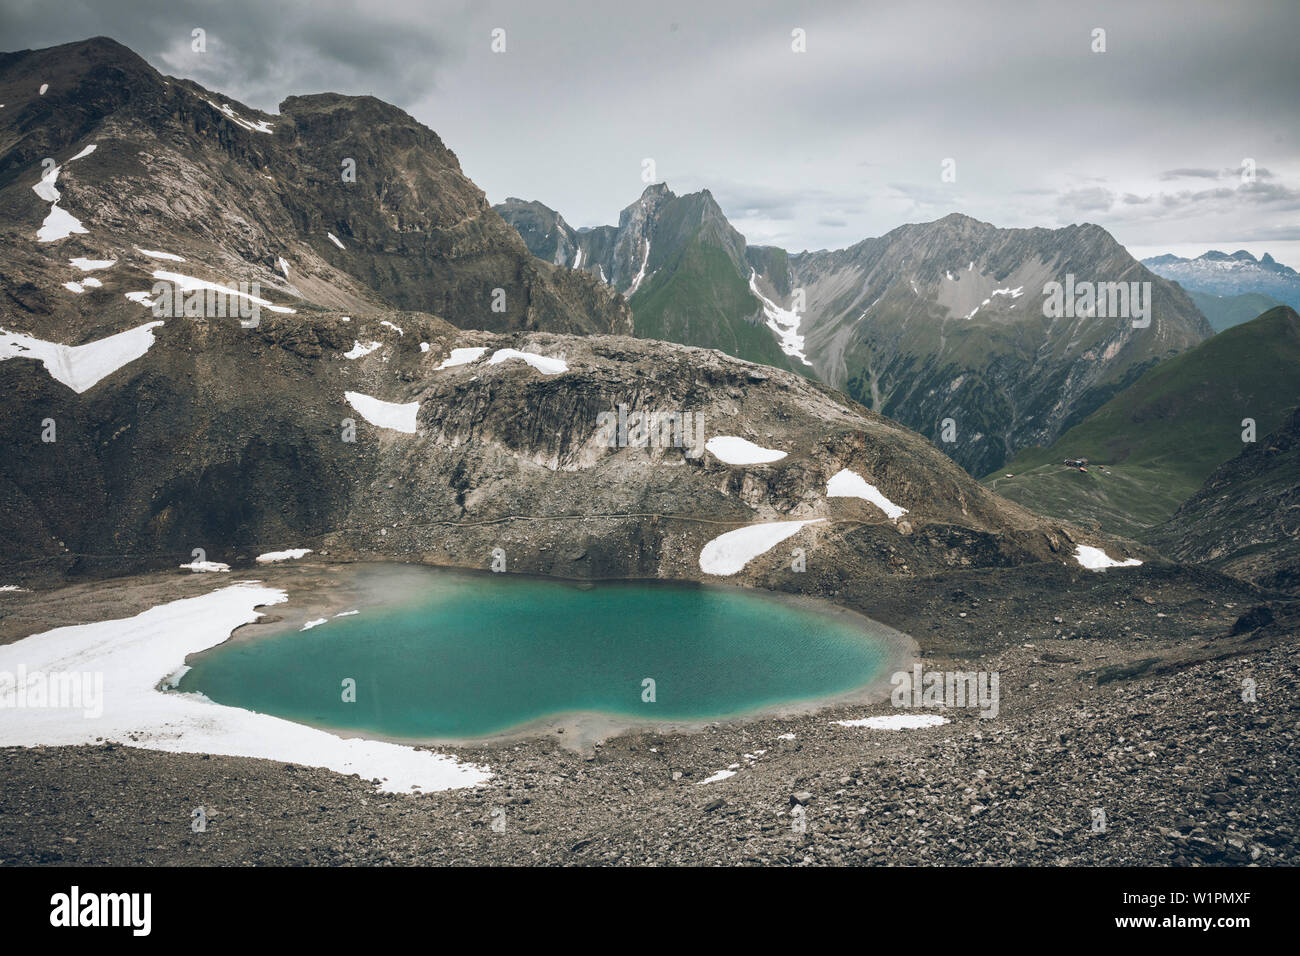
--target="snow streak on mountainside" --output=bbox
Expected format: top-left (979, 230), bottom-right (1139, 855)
top-left (497, 185), bottom-right (804, 373)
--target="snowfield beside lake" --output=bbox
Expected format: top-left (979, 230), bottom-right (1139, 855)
top-left (699, 519), bottom-right (822, 575)
top-left (0, 584), bottom-right (489, 794)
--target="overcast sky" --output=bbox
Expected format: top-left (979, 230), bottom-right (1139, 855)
top-left (5, 0), bottom-right (1299, 262)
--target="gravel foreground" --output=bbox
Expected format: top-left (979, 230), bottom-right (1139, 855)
top-left (1, 563), bottom-right (1296, 867)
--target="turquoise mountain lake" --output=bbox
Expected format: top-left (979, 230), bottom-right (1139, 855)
top-left (178, 569), bottom-right (903, 741)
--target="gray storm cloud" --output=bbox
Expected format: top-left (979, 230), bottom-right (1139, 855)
top-left (3, 0), bottom-right (1298, 253)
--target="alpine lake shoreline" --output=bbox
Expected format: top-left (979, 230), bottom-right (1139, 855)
top-left (1, 553), bottom-right (1296, 866)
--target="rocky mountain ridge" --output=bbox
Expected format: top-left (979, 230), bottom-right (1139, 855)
top-left (0, 36), bottom-right (632, 342)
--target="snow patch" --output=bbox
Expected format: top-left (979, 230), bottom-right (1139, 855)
top-left (33, 163), bottom-right (61, 202)
top-left (37, 205), bottom-right (87, 243)
top-left (748, 269), bottom-right (811, 366)
top-left (327, 233), bottom-right (346, 250)
top-left (835, 714), bottom-right (950, 730)
top-left (136, 248), bottom-right (185, 262)
top-left (0, 322), bottom-right (164, 393)
top-left (204, 99), bottom-right (274, 134)
top-left (152, 270), bottom-right (296, 315)
top-left (70, 257), bottom-right (115, 272)
top-left (705, 436), bottom-right (787, 465)
top-left (344, 391), bottom-right (419, 434)
top-left (699, 519), bottom-right (823, 576)
top-left (1074, 545), bottom-right (1142, 571)
top-left (627, 238), bottom-right (651, 295)
top-left (826, 468), bottom-right (908, 521)
top-left (0, 584), bottom-right (489, 793)
top-left (697, 769), bottom-right (736, 785)
top-left (343, 341), bottom-right (381, 359)
top-left (255, 549), bottom-right (313, 563)
top-left (436, 346), bottom-right (488, 369)
top-left (179, 561), bottom-right (229, 573)
top-left (487, 348), bottom-right (568, 375)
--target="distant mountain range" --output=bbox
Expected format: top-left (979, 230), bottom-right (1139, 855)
top-left (500, 190), bottom-right (1213, 474)
top-left (1142, 250), bottom-right (1300, 311)
top-left (5, 34), bottom-right (1288, 597)
top-left (986, 305), bottom-right (1300, 539)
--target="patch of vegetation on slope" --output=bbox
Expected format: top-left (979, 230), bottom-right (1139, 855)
top-left (985, 306), bottom-right (1300, 537)
top-left (1146, 405), bottom-right (1300, 590)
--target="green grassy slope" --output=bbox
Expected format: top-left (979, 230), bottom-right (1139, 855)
top-left (1188, 289), bottom-right (1284, 333)
top-left (630, 234), bottom-right (798, 372)
top-left (984, 306), bottom-right (1300, 537)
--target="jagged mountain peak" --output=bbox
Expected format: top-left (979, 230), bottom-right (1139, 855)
top-left (638, 181), bottom-right (675, 200)
top-left (0, 35), bottom-right (631, 338)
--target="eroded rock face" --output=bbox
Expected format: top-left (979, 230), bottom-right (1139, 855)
top-left (1, 304), bottom-right (1124, 587)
